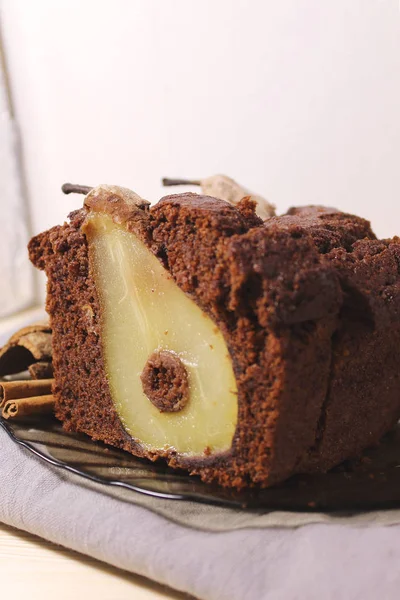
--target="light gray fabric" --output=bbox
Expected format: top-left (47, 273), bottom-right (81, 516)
top-left (2, 427), bottom-right (400, 600)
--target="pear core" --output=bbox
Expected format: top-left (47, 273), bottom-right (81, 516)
top-left (83, 213), bottom-right (238, 456)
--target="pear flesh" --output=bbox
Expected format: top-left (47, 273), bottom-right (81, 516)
top-left (83, 212), bottom-right (238, 456)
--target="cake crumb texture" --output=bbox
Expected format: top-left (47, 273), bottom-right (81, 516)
top-left (29, 195), bottom-right (400, 488)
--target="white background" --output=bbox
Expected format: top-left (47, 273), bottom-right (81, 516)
top-left (0, 46), bottom-right (34, 316)
top-left (1, 0), bottom-right (399, 251)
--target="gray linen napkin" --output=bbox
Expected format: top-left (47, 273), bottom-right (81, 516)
top-left (2, 426), bottom-right (400, 600)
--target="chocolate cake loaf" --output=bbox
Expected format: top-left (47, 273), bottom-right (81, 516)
top-left (28, 185), bottom-right (400, 488)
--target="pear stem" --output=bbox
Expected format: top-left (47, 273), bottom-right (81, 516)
top-left (162, 178), bottom-right (201, 187)
top-left (62, 183), bottom-right (93, 195)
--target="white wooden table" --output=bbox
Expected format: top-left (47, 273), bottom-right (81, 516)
top-left (0, 523), bottom-right (191, 600)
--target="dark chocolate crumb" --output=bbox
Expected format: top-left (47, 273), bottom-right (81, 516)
top-left (140, 350), bottom-right (189, 413)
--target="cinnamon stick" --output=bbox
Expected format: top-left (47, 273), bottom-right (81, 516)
top-left (28, 361), bottom-right (54, 380)
top-left (7, 321), bottom-right (51, 346)
top-left (2, 394), bottom-right (55, 420)
top-left (0, 379), bottom-right (54, 409)
top-left (0, 322), bottom-right (52, 376)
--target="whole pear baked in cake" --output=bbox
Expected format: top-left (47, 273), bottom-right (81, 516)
top-left (28, 183), bottom-right (400, 489)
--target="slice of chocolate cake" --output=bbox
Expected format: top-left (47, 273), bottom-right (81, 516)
top-left (28, 185), bottom-right (400, 488)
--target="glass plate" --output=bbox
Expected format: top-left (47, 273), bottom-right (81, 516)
top-left (2, 416), bottom-right (400, 510)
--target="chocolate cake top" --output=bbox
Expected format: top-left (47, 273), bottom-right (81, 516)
top-left (265, 208), bottom-right (375, 254)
